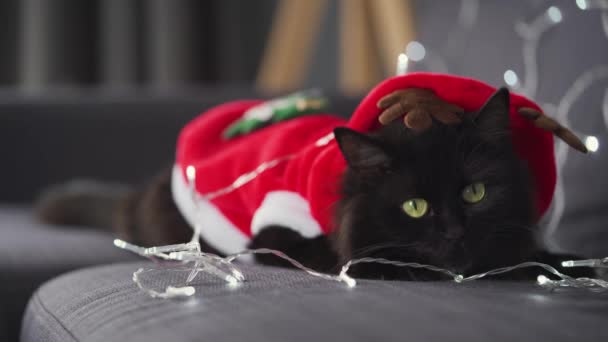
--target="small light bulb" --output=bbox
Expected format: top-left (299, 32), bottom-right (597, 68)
top-left (186, 165), bottom-right (196, 181)
top-left (406, 41), bottom-right (426, 62)
top-left (576, 0), bottom-right (588, 10)
top-left (396, 53), bottom-right (409, 75)
top-left (183, 287), bottom-right (196, 296)
top-left (338, 272), bottom-right (357, 288)
top-left (232, 269), bottom-right (245, 282)
top-left (227, 280), bottom-right (241, 288)
top-left (562, 261), bottom-right (574, 267)
top-left (585, 136), bottom-right (599, 152)
top-left (504, 70), bottom-right (519, 86)
top-left (166, 286), bottom-right (196, 297)
top-left (226, 275), bottom-right (239, 285)
top-left (547, 6), bottom-right (562, 23)
top-left (344, 277), bottom-right (357, 288)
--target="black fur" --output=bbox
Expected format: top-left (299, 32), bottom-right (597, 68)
top-left (331, 89), bottom-right (538, 279)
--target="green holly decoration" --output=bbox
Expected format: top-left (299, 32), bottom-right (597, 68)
top-left (223, 90), bottom-right (328, 139)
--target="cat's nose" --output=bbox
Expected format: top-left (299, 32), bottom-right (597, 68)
top-left (443, 225), bottom-right (464, 240)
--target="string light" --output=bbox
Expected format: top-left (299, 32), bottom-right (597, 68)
top-left (547, 6), bottom-right (563, 23)
top-left (396, 41), bottom-right (449, 75)
top-left (544, 66), bottom-right (608, 247)
top-left (201, 155), bottom-right (295, 201)
top-left (575, 0), bottom-right (608, 38)
top-left (116, 237), bottom-right (608, 298)
top-left (585, 135), bottom-right (600, 152)
top-left (115, 163), bottom-right (608, 299)
top-left (513, 5), bottom-right (563, 98)
top-left (396, 41), bottom-right (425, 76)
top-left (576, 0), bottom-right (608, 11)
top-left (132, 268), bottom-right (196, 299)
top-left (406, 41), bottom-right (426, 62)
top-left (503, 70), bottom-right (520, 87)
top-left (577, 0), bottom-right (589, 10)
top-left (562, 257), bottom-right (608, 268)
top-left (396, 53), bottom-right (409, 75)
top-left (504, 2), bottom-right (608, 249)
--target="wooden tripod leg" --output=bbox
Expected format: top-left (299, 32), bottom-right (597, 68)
top-left (368, 0), bottom-right (416, 76)
top-left (338, 0), bottom-right (382, 95)
top-left (256, 0), bottom-right (328, 94)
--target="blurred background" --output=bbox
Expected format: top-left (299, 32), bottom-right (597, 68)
top-left (0, 0), bottom-right (603, 95)
top-left (0, 0), bottom-right (276, 90)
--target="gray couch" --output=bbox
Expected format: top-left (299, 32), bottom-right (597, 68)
top-left (3, 0), bottom-right (608, 341)
top-left (21, 262), bottom-right (608, 342)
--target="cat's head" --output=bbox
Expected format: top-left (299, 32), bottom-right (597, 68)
top-left (333, 88), bottom-right (538, 279)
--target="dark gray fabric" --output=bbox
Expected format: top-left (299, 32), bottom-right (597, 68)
top-left (23, 261), bottom-right (608, 342)
top-left (0, 90), bottom-right (359, 203)
top-left (0, 207), bottom-right (136, 272)
top-left (0, 207), bottom-right (137, 341)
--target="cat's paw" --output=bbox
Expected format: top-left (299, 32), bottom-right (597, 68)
top-left (249, 227), bottom-right (306, 268)
top-left (249, 226), bottom-right (338, 272)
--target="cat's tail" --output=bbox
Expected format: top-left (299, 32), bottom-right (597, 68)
top-left (36, 180), bottom-right (132, 229)
top-left (37, 168), bottom-right (194, 246)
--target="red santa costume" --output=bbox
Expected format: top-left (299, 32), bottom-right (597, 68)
top-left (171, 73), bottom-right (556, 255)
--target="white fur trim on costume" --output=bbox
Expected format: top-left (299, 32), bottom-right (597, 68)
top-left (251, 191), bottom-right (323, 239)
top-left (171, 165), bottom-right (249, 255)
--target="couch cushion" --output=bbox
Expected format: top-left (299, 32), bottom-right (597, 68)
top-left (22, 261), bottom-right (608, 342)
top-left (0, 207), bottom-right (137, 341)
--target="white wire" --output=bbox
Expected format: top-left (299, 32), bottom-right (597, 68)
top-left (116, 238), bottom-right (608, 298)
top-left (514, 6), bottom-right (562, 99)
top-left (543, 66), bottom-right (608, 247)
top-left (507, 3), bottom-right (608, 249)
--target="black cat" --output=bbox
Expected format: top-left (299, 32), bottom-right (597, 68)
top-left (37, 88), bottom-right (590, 280)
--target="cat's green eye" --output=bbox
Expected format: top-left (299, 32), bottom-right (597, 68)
top-left (462, 182), bottom-right (486, 203)
top-left (402, 198), bottom-right (428, 218)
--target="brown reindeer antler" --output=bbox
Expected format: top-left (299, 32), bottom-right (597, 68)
top-left (377, 88), bottom-right (587, 154)
top-left (377, 88), bottom-right (465, 131)
top-left (518, 107), bottom-right (588, 153)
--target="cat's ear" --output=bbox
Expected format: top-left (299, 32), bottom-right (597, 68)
top-left (334, 127), bottom-right (392, 172)
top-left (474, 88), bottom-right (511, 143)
